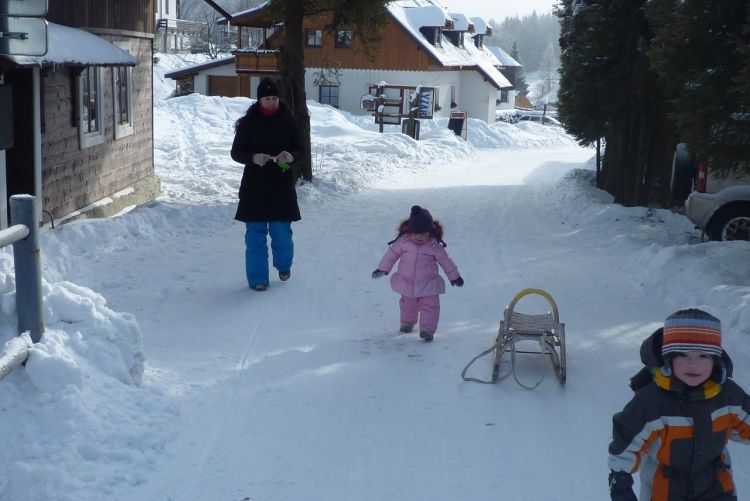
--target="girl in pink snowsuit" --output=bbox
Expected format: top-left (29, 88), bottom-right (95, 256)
top-left (372, 206), bottom-right (463, 342)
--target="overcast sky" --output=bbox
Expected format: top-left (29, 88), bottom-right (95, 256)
top-left (439, 0), bottom-right (559, 22)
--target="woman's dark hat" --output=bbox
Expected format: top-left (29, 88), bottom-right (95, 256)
top-left (257, 78), bottom-right (280, 99)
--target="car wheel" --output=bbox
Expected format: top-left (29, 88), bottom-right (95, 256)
top-left (706, 203), bottom-right (750, 241)
top-left (670, 143), bottom-right (695, 205)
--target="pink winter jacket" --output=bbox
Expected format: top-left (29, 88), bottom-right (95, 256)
top-left (377, 235), bottom-right (461, 298)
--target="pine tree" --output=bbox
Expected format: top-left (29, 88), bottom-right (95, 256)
top-left (647, 0), bottom-right (750, 176)
top-left (489, 13), bottom-right (560, 72)
top-left (557, 0), bottom-right (677, 206)
top-left (557, 0), bottom-right (610, 146)
top-left (510, 42), bottom-right (529, 94)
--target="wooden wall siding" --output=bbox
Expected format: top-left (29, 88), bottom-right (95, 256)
top-left (235, 52), bottom-right (280, 73)
top-left (40, 37), bottom-right (154, 218)
top-left (239, 74), bottom-right (252, 98)
top-left (47, 0), bottom-right (155, 34)
top-left (300, 19), bottom-right (437, 71)
top-left (233, 11), bottom-right (443, 72)
top-left (208, 76), bottom-right (240, 97)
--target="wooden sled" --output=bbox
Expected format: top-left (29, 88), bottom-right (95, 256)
top-left (462, 288), bottom-right (566, 389)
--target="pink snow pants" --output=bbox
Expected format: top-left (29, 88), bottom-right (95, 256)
top-left (399, 295), bottom-right (440, 333)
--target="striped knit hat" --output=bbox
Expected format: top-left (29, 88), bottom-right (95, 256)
top-left (662, 308), bottom-right (722, 358)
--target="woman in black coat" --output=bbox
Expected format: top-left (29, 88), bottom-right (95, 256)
top-left (231, 77), bottom-right (303, 291)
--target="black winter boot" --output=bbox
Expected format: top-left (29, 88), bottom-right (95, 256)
top-left (419, 330), bottom-right (434, 342)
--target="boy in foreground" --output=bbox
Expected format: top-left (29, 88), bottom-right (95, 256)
top-left (608, 309), bottom-right (750, 500)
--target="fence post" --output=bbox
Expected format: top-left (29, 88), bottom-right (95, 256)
top-left (10, 195), bottom-right (44, 343)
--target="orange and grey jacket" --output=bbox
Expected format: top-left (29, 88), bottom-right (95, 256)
top-left (608, 329), bottom-right (750, 500)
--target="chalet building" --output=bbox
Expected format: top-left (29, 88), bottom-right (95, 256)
top-left (155, 0), bottom-right (206, 54)
top-left (486, 45), bottom-right (522, 110)
top-left (0, 0), bottom-right (160, 227)
top-left (167, 0), bottom-right (513, 124)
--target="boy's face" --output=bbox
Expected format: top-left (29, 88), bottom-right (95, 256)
top-left (671, 351), bottom-right (715, 387)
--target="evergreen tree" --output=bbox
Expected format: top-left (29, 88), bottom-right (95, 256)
top-left (647, 0), bottom-right (750, 176)
top-left (488, 13), bottom-right (560, 72)
top-left (557, 0), bottom-right (677, 206)
top-left (510, 42), bottom-right (529, 94)
top-left (556, 0), bottom-right (610, 146)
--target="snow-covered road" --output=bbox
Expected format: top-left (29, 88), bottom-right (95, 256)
top-left (51, 145), bottom-right (750, 500)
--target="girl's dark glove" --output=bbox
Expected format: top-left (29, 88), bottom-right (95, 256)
top-left (609, 471), bottom-right (636, 501)
top-left (450, 276), bottom-right (464, 287)
top-left (371, 269), bottom-right (388, 279)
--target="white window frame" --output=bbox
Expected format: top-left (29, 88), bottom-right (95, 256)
top-left (113, 66), bottom-right (134, 139)
top-left (78, 67), bottom-right (105, 149)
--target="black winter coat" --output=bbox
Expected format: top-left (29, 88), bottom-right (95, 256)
top-left (609, 329), bottom-right (750, 501)
top-left (231, 102), bottom-right (303, 222)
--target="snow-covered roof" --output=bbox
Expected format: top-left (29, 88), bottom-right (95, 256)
top-left (462, 34), bottom-right (513, 89)
top-left (486, 46), bottom-right (522, 68)
top-left (447, 12), bottom-right (470, 32)
top-left (399, 2), bottom-right (452, 28)
top-left (164, 56), bottom-right (235, 79)
top-left (388, 0), bottom-right (511, 90)
top-left (470, 17), bottom-right (490, 36)
top-left (3, 22), bottom-right (137, 67)
top-left (230, 1), bottom-right (272, 22)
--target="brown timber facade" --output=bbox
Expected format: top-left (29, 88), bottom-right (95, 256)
top-left (0, 0), bottom-right (159, 225)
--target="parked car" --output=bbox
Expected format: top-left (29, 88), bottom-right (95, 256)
top-left (517, 115), bottom-right (562, 127)
top-left (671, 143), bottom-right (750, 241)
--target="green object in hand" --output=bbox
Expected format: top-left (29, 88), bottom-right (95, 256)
top-left (277, 162), bottom-right (290, 171)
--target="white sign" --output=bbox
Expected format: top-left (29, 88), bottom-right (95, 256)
top-left (0, 16), bottom-right (48, 56)
top-left (1, 0), bottom-right (48, 17)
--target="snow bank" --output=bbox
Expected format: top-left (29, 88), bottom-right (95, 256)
top-left (0, 250), bottom-right (175, 500)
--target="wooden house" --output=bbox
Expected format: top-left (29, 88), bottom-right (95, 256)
top-left (486, 45), bottom-right (522, 111)
top-left (0, 0), bottom-right (160, 227)
top-left (167, 0), bottom-right (512, 124)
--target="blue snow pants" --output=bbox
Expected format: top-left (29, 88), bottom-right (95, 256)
top-left (244, 221), bottom-right (293, 288)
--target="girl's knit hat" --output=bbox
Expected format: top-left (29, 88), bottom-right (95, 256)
top-left (661, 308), bottom-right (722, 358)
top-left (408, 205), bottom-right (433, 234)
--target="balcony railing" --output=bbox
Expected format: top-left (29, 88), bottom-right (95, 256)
top-left (234, 49), bottom-right (280, 73)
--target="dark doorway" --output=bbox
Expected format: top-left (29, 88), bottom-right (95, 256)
top-left (5, 68), bottom-right (35, 200)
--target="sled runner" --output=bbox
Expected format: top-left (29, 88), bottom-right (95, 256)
top-left (461, 288), bottom-right (566, 389)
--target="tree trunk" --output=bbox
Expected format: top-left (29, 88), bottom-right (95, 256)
top-left (280, 0), bottom-right (313, 181)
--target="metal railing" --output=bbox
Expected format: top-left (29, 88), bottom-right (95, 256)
top-left (0, 195), bottom-right (44, 381)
